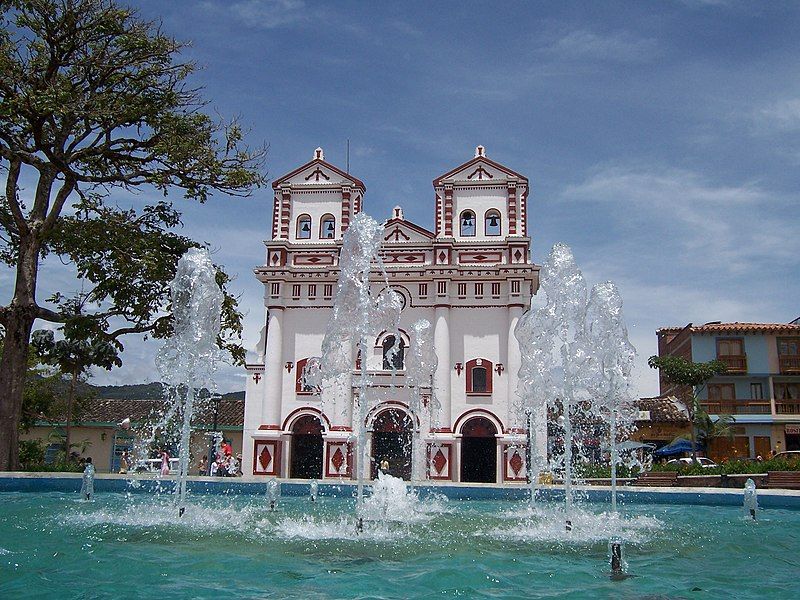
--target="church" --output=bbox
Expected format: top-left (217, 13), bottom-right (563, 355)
top-left (241, 146), bottom-right (539, 483)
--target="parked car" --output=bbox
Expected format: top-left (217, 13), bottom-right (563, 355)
top-left (667, 457), bottom-right (718, 468)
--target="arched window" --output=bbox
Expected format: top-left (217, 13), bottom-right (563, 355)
top-left (295, 358), bottom-right (318, 394)
top-left (466, 358), bottom-right (493, 395)
top-left (297, 215), bottom-right (312, 239)
top-left (320, 214), bottom-right (336, 239)
top-left (382, 335), bottom-right (405, 370)
top-left (484, 210), bottom-right (501, 236)
top-left (460, 210), bottom-right (476, 237)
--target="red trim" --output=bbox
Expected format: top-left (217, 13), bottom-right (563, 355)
top-left (341, 188), bottom-right (351, 233)
top-left (383, 218), bottom-right (435, 239)
top-left (330, 425), bottom-right (353, 432)
top-left (281, 406), bottom-right (331, 432)
top-left (453, 408), bottom-right (505, 436)
top-left (444, 186), bottom-right (453, 236)
top-left (427, 443), bottom-right (452, 480)
top-left (433, 155), bottom-right (529, 187)
top-left (325, 441), bottom-right (352, 478)
top-left (258, 424), bottom-right (280, 430)
top-left (272, 157), bottom-right (366, 191)
top-left (503, 444), bottom-right (527, 482)
top-left (465, 358), bottom-right (493, 394)
top-left (507, 183), bottom-right (517, 236)
top-left (431, 427), bottom-right (452, 433)
top-left (252, 440), bottom-right (281, 476)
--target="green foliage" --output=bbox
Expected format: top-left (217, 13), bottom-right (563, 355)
top-left (576, 463), bottom-right (642, 479)
top-left (17, 439), bottom-right (45, 469)
top-left (652, 457), bottom-right (800, 475)
top-left (647, 355), bottom-right (728, 388)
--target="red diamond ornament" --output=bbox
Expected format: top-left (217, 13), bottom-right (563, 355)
top-left (331, 447), bottom-right (345, 472)
top-left (432, 449), bottom-right (447, 474)
top-left (259, 446), bottom-right (272, 471)
top-left (509, 451), bottom-right (523, 476)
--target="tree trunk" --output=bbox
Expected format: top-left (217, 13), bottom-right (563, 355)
top-left (690, 392), bottom-right (698, 463)
top-left (65, 369), bottom-right (77, 461)
top-left (0, 233), bottom-right (42, 471)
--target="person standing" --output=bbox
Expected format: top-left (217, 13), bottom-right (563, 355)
top-left (160, 449), bottom-right (171, 476)
top-left (119, 451), bottom-right (130, 474)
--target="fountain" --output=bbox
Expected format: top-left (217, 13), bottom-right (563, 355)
top-left (405, 318), bottom-right (439, 484)
top-left (309, 480), bottom-right (318, 503)
top-left (515, 243), bottom-right (638, 576)
top-left (152, 247), bottom-right (224, 517)
top-left (305, 212), bottom-right (402, 532)
top-left (79, 458), bottom-right (95, 501)
top-left (743, 478), bottom-right (758, 520)
top-left (267, 478), bottom-right (281, 511)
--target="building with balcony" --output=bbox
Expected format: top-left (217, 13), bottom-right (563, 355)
top-left (241, 146), bottom-right (539, 483)
top-left (656, 321), bottom-right (800, 460)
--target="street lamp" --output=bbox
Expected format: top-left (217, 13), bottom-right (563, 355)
top-left (207, 392), bottom-right (223, 476)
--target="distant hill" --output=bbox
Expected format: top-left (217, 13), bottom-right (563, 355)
top-left (92, 382), bottom-right (244, 401)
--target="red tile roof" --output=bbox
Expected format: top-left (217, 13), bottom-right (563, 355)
top-left (657, 322), bottom-right (800, 335)
top-left (636, 396), bottom-right (690, 423)
top-left (39, 398), bottom-right (244, 429)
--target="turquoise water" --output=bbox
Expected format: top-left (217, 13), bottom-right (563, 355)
top-left (1, 491), bottom-right (798, 599)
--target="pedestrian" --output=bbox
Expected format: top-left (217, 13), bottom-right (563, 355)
top-left (198, 455), bottom-right (208, 475)
top-left (119, 451), bottom-right (130, 474)
top-left (160, 448), bottom-right (171, 476)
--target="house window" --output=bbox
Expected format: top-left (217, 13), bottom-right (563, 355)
top-left (418, 283), bottom-right (428, 298)
top-left (457, 283), bottom-right (467, 297)
top-left (775, 383), bottom-right (800, 400)
top-left (484, 209), bottom-right (501, 236)
top-left (491, 282), bottom-right (500, 297)
top-left (382, 335), bottom-right (405, 370)
top-left (270, 282), bottom-right (280, 296)
top-left (708, 384), bottom-right (736, 401)
top-left (511, 280), bottom-right (520, 294)
top-left (437, 281), bottom-right (447, 295)
top-left (717, 338), bottom-right (744, 357)
top-left (320, 215), bottom-right (336, 239)
top-left (778, 338), bottom-right (800, 374)
top-left (308, 284), bottom-right (316, 298)
top-left (460, 210), bottom-right (476, 236)
top-left (750, 383), bottom-right (763, 399)
top-left (292, 284), bottom-right (301, 298)
top-left (297, 215), bottom-right (312, 239)
top-left (475, 283), bottom-right (483, 297)
top-left (466, 358), bottom-right (493, 395)
top-left (323, 284), bottom-right (333, 298)
top-left (716, 338), bottom-right (746, 372)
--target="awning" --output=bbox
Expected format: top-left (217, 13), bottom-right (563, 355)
top-left (653, 439), bottom-right (702, 457)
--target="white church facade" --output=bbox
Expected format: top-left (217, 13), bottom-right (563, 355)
top-left (241, 146), bottom-right (539, 483)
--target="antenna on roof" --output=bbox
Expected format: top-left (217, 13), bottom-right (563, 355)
top-left (346, 138), bottom-right (350, 174)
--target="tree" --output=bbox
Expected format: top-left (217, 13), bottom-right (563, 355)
top-left (647, 355), bottom-right (727, 462)
top-left (31, 327), bottom-right (120, 458)
top-left (0, 1), bottom-right (266, 470)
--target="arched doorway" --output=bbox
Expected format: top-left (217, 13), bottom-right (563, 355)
top-left (460, 417), bottom-right (498, 483)
top-left (289, 415), bottom-right (323, 479)
top-left (371, 408), bottom-right (412, 480)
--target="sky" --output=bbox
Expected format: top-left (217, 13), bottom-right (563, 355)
top-left (5, 0), bottom-right (800, 396)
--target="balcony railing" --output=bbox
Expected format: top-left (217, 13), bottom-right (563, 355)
top-left (775, 401), bottom-right (800, 415)
top-left (779, 355), bottom-right (800, 374)
top-left (701, 401), bottom-right (772, 415)
top-left (716, 354), bottom-right (747, 373)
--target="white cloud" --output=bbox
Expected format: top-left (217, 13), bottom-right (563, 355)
top-left (756, 98), bottom-right (800, 132)
top-left (200, 0), bottom-right (307, 30)
top-left (561, 164), bottom-right (798, 274)
top-left (546, 29), bottom-right (659, 63)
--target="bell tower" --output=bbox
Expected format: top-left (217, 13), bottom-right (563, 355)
top-left (269, 147), bottom-right (366, 243)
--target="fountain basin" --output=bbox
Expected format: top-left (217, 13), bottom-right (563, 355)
top-left (1, 489), bottom-right (798, 598)
top-left (1, 474), bottom-right (799, 509)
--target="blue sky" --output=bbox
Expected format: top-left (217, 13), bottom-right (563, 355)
top-left (7, 0), bottom-right (800, 395)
